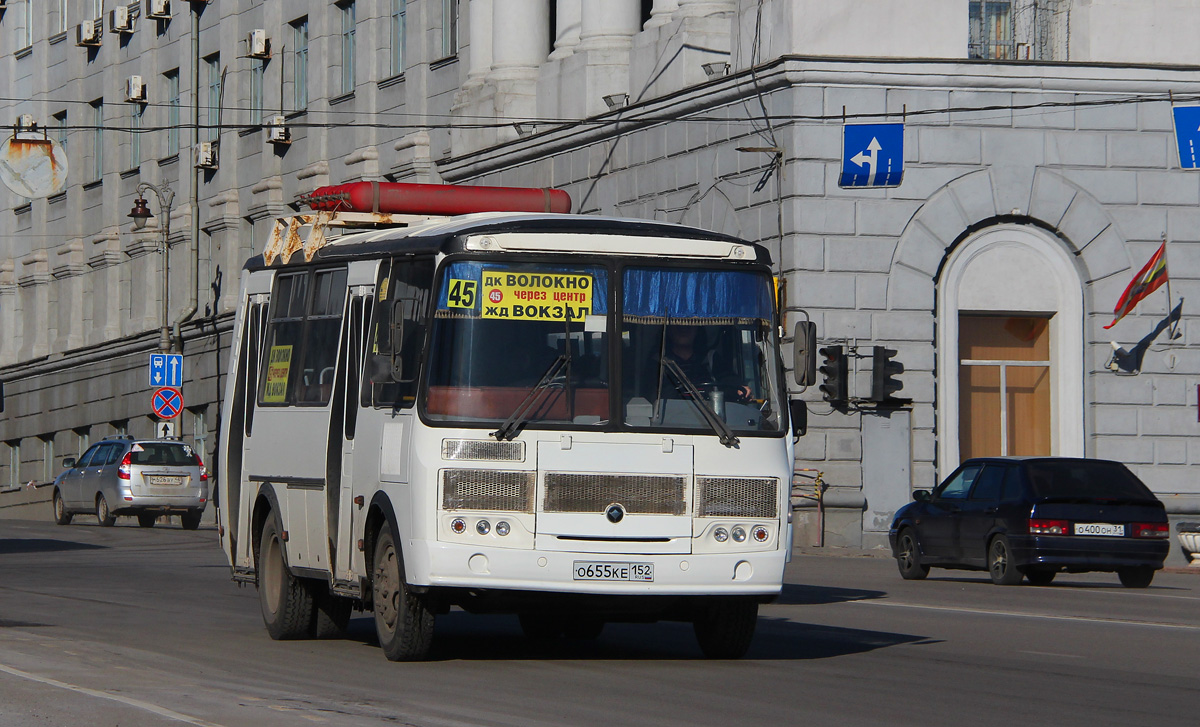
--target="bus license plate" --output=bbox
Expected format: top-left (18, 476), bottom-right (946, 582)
top-left (1074, 522), bottom-right (1124, 536)
top-left (147, 475), bottom-right (184, 486)
top-left (573, 561), bottom-right (654, 582)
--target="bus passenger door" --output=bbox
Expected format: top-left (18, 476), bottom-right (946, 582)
top-left (333, 287), bottom-right (372, 582)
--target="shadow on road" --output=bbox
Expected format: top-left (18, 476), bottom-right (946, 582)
top-left (0, 538), bottom-right (106, 555)
top-left (339, 609), bottom-right (934, 662)
top-left (778, 582), bottom-right (886, 605)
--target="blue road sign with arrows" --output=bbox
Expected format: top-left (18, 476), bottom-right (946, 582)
top-left (1172, 106), bottom-right (1200, 169)
top-left (149, 353), bottom-right (183, 388)
top-left (840, 123), bottom-right (905, 188)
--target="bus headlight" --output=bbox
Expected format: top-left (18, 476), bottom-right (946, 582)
top-left (451, 518), bottom-right (466, 534)
top-left (476, 519), bottom-right (491, 535)
top-left (731, 526), bottom-right (747, 543)
top-left (752, 525), bottom-right (769, 542)
top-left (496, 521), bottom-right (511, 536)
top-left (713, 527), bottom-right (729, 542)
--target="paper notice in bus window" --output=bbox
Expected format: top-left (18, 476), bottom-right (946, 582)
top-left (446, 278), bottom-right (478, 309)
top-left (480, 271), bottom-right (592, 322)
top-left (263, 345), bottom-right (293, 402)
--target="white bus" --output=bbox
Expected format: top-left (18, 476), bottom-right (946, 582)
top-left (218, 182), bottom-right (807, 660)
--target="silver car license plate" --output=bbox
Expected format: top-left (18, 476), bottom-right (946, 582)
top-left (572, 561), bottom-right (654, 582)
top-left (1074, 522), bottom-right (1124, 536)
top-left (147, 475), bottom-right (184, 486)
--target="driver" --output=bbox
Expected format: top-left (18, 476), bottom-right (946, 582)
top-left (661, 325), bottom-right (751, 402)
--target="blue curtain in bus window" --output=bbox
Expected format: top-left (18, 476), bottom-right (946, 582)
top-left (622, 268), bottom-right (773, 324)
top-left (435, 261), bottom-right (609, 315)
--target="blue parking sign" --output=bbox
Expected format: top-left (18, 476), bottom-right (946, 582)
top-left (840, 123), bottom-right (905, 188)
top-left (1172, 106), bottom-right (1200, 169)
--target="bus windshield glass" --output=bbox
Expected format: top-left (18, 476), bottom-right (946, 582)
top-left (620, 266), bottom-right (782, 435)
top-left (423, 259), bottom-right (782, 436)
top-left (425, 261), bottom-right (611, 427)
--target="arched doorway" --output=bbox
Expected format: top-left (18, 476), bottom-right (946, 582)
top-left (936, 224), bottom-right (1084, 474)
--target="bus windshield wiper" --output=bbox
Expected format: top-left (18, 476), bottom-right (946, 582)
top-left (661, 359), bottom-right (739, 448)
top-left (491, 354), bottom-right (570, 441)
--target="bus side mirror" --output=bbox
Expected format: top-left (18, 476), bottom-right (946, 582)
top-left (792, 321), bottom-right (816, 386)
top-left (389, 311), bottom-right (405, 382)
top-left (789, 399), bottom-right (807, 439)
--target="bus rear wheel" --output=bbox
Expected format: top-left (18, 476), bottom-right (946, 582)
top-left (693, 597), bottom-right (758, 659)
top-left (258, 517), bottom-right (313, 640)
top-left (372, 523), bottom-right (434, 661)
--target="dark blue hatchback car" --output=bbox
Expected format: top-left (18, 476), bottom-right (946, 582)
top-left (888, 457), bottom-right (1170, 587)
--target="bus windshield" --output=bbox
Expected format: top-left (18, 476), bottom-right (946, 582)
top-left (423, 259), bottom-right (783, 436)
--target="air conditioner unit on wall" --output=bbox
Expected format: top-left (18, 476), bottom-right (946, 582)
top-left (125, 75), bottom-right (146, 103)
top-left (145, 0), bottom-right (170, 19)
top-left (109, 6), bottom-right (133, 33)
top-left (247, 29), bottom-right (270, 58)
top-left (195, 141), bottom-right (218, 170)
top-left (266, 115), bottom-right (290, 145)
top-left (76, 19), bottom-right (102, 46)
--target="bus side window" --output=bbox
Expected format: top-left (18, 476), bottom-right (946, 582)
top-left (363, 257), bottom-right (433, 409)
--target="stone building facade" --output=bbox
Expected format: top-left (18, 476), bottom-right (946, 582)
top-left (2, 0), bottom-right (1199, 547)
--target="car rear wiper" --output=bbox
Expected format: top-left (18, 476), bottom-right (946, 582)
top-left (661, 358), bottom-right (739, 448)
top-left (491, 354), bottom-right (570, 441)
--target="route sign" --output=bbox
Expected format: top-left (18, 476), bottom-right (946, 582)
top-left (840, 123), bottom-right (905, 188)
top-left (1172, 106), bottom-right (1200, 169)
top-left (149, 353), bottom-right (184, 387)
top-left (152, 387), bottom-right (184, 420)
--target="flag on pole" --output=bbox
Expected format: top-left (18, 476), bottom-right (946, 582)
top-left (1104, 242), bottom-right (1169, 329)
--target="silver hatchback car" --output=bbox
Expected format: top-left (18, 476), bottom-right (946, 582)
top-left (51, 435), bottom-right (209, 529)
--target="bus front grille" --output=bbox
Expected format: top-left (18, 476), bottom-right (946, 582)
top-left (695, 477), bottom-right (778, 518)
top-left (543, 473), bottom-right (687, 515)
top-left (442, 469), bottom-right (536, 512)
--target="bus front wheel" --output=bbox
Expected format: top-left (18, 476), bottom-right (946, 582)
top-left (693, 597), bottom-right (758, 659)
top-left (372, 523), bottom-right (434, 661)
top-left (258, 517), bottom-right (313, 640)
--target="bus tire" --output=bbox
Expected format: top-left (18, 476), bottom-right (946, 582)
top-left (372, 523), bottom-right (434, 661)
top-left (258, 517), bottom-right (314, 640)
top-left (693, 597), bottom-right (758, 659)
top-left (311, 584), bottom-right (353, 638)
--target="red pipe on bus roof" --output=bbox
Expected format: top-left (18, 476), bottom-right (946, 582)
top-left (299, 181), bottom-right (572, 216)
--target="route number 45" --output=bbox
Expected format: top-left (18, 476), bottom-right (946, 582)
top-left (447, 278), bottom-right (478, 309)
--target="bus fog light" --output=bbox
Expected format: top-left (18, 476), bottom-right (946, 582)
top-left (713, 527), bottom-right (729, 542)
top-left (451, 518), bottom-right (466, 534)
top-left (496, 521), bottom-right (511, 536)
top-left (731, 526), bottom-right (747, 543)
top-left (752, 526), bottom-right (769, 542)
top-left (476, 519), bottom-right (491, 535)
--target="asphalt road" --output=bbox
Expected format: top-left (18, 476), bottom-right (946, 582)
top-left (1, 517), bottom-right (1198, 727)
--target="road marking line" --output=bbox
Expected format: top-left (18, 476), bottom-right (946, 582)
top-left (850, 599), bottom-right (1200, 631)
top-left (0, 662), bottom-right (225, 727)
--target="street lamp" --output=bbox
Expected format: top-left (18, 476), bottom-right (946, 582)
top-left (128, 182), bottom-right (175, 353)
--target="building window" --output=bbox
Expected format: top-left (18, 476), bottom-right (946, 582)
top-left (56, 0), bottom-right (69, 35)
top-left (40, 436), bottom-right (55, 484)
top-left (205, 55), bottom-right (222, 142)
top-left (969, 1), bottom-right (1014, 59)
top-left (128, 104), bottom-right (142, 171)
top-left (292, 18), bottom-right (309, 110)
top-left (192, 408), bottom-right (208, 461)
top-left (165, 69), bottom-right (180, 156)
top-left (53, 111), bottom-right (68, 149)
top-left (5, 441), bottom-right (19, 489)
top-left (20, 0), bottom-right (35, 50)
top-left (91, 99), bottom-right (104, 182)
top-left (441, 0), bottom-right (459, 58)
top-left (250, 59), bottom-right (266, 125)
top-left (391, 0), bottom-right (406, 77)
top-left (75, 428), bottom-right (90, 459)
top-left (340, 2), bottom-right (356, 95)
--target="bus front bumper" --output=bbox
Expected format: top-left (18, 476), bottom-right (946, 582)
top-left (408, 541), bottom-right (786, 596)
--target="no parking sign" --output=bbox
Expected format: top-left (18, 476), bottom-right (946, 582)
top-left (152, 387), bottom-right (183, 419)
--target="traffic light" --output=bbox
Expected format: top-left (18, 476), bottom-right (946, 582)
top-left (870, 346), bottom-right (910, 404)
top-left (818, 345), bottom-right (847, 403)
